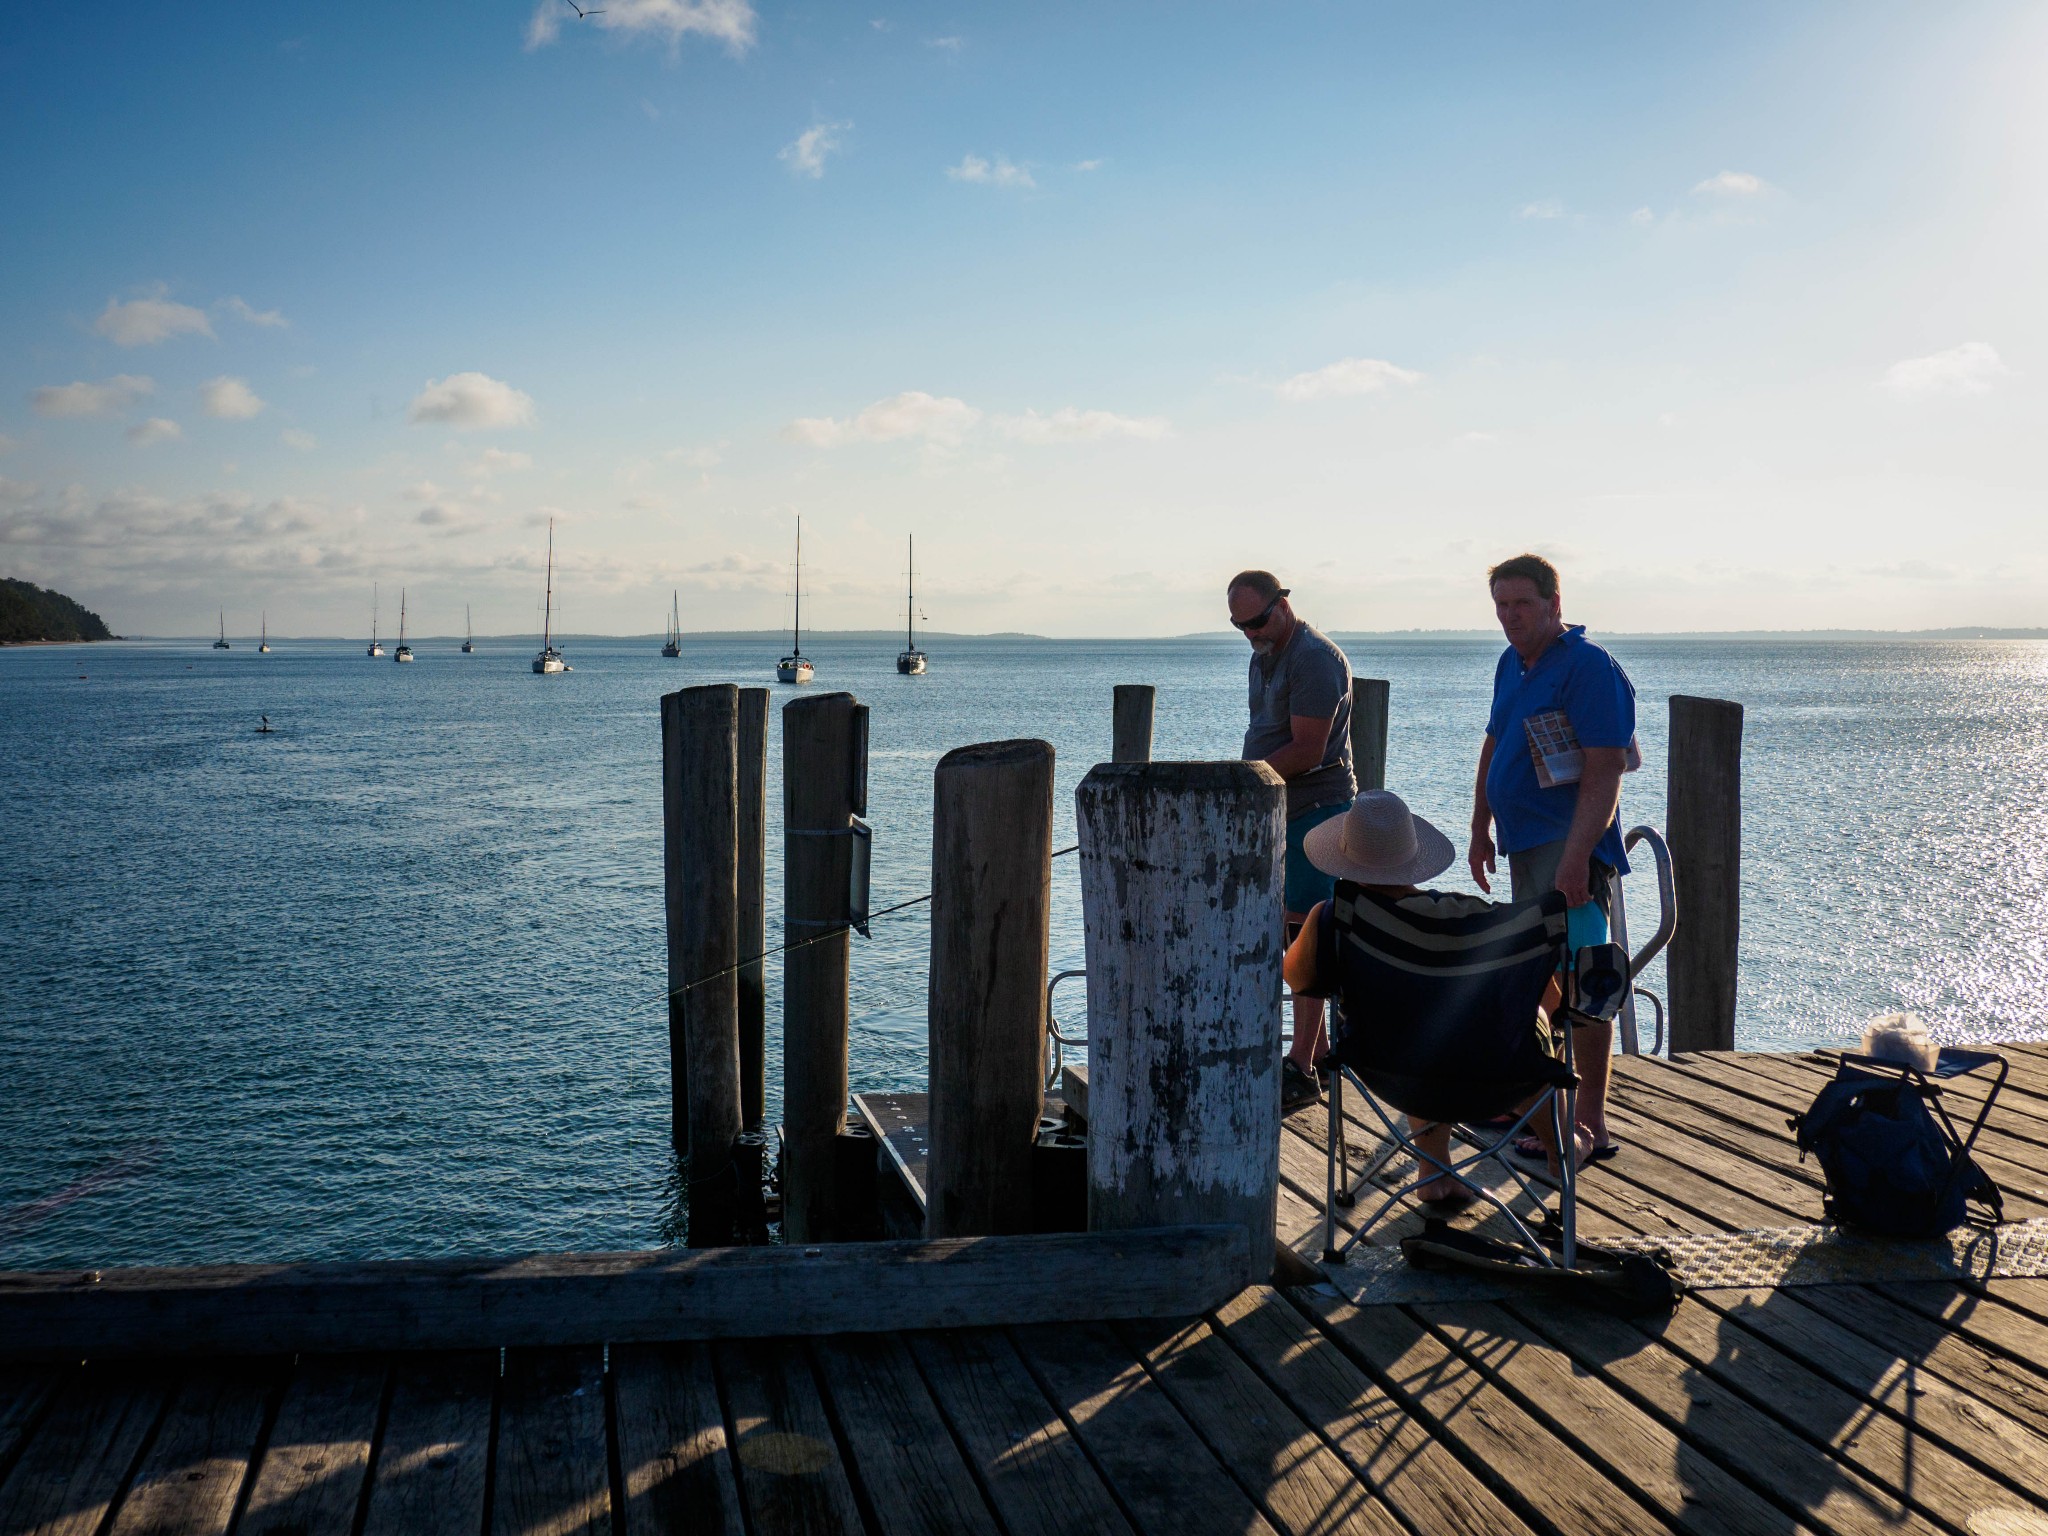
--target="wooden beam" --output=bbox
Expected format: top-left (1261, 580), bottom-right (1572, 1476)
top-left (1349, 678), bottom-right (1389, 793)
top-left (1666, 694), bottom-right (1743, 1053)
top-left (927, 739), bottom-right (1054, 1238)
top-left (0, 1227), bottom-right (1248, 1362)
top-left (736, 687), bottom-right (769, 1132)
top-left (1112, 685), bottom-right (1155, 764)
top-left (1076, 760), bottom-right (1286, 1288)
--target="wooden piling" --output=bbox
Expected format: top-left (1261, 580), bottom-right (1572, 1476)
top-left (736, 687), bottom-right (768, 1131)
top-left (1112, 685), bottom-right (1155, 764)
top-left (1075, 760), bottom-right (1286, 1285)
top-left (660, 685), bottom-right (742, 1246)
top-left (782, 691), bottom-right (863, 1243)
top-left (1667, 695), bottom-right (1743, 1053)
top-left (926, 740), bottom-right (1055, 1238)
top-left (1349, 678), bottom-right (1389, 792)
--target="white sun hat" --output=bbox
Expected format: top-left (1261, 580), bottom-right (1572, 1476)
top-left (1303, 789), bottom-right (1457, 887)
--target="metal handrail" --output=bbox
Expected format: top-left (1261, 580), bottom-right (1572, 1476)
top-left (1044, 969), bottom-right (1088, 1090)
top-left (1621, 824), bottom-right (1677, 979)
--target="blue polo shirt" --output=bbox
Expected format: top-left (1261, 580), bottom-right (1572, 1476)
top-left (1484, 625), bottom-right (1634, 875)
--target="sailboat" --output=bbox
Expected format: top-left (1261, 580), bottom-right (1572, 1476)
top-left (776, 518), bottom-right (814, 684)
top-left (532, 519), bottom-right (567, 675)
top-left (258, 613), bottom-right (271, 654)
top-left (213, 612), bottom-right (231, 650)
top-left (461, 606), bottom-right (475, 654)
top-left (367, 584), bottom-right (385, 657)
top-left (896, 534), bottom-right (927, 675)
top-left (394, 589), bottom-right (415, 663)
top-left (661, 592), bottom-right (682, 658)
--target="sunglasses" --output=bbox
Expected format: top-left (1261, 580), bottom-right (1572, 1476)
top-left (1231, 590), bottom-right (1290, 631)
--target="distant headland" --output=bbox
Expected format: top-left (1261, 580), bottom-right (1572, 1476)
top-left (1, 580), bottom-right (114, 644)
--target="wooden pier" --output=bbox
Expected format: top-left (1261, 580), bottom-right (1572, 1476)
top-left (8, 1043), bottom-right (2048, 1534)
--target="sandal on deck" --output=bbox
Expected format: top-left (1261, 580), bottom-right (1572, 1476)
top-left (1280, 1060), bottom-right (1322, 1113)
top-left (1509, 1134), bottom-right (1620, 1167)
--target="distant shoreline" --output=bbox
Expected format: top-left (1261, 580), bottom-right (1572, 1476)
top-left (70, 626), bottom-right (2048, 646)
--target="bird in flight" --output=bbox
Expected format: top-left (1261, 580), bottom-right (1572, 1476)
top-left (559, 0), bottom-right (606, 15)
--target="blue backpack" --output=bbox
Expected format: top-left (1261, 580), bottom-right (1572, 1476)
top-left (1792, 1060), bottom-right (2001, 1239)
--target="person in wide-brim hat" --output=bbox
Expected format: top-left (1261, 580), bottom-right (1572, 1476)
top-left (1282, 790), bottom-right (1474, 1202)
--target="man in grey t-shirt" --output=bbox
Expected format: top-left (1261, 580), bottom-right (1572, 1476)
top-left (1228, 570), bottom-right (1356, 1108)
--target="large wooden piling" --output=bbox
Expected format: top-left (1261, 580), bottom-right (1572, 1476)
top-left (1349, 678), bottom-right (1389, 792)
top-left (661, 685), bottom-right (742, 1245)
top-left (925, 741), bottom-right (1056, 1238)
top-left (1075, 760), bottom-right (1286, 1285)
top-left (1667, 695), bottom-right (1744, 1052)
top-left (736, 687), bottom-right (768, 1131)
top-left (782, 691), bottom-right (864, 1242)
top-left (1112, 684), bottom-right (1155, 764)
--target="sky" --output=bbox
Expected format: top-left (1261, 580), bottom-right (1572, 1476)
top-left (2, 1), bottom-right (2045, 638)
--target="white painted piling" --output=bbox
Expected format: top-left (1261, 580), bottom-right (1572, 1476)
top-left (1075, 760), bottom-right (1286, 1285)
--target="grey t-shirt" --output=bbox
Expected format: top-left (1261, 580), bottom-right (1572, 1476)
top-left (1243, 620), bottom-right (1356, 820)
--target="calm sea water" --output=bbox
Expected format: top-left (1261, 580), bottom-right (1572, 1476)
top-left (4, 633), bottom-right (2045, 1267)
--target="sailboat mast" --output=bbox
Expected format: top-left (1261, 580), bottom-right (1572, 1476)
top-left (906, 535), bottom-right (915, 651)
top-left (793, 517), bottom-right (802, 653)
top-left (543, 519), bottom-right (555, 649)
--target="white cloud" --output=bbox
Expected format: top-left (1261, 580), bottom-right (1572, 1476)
top-left (127, 418), bottom-right (183, 447)
top-left (998, 408), bottom-right (1171, 443)
top-left (200, 376), bottom-right (266, 419)
top-left (526, 0), bottom-right (756, 52)
top-left (1630, 206), bottom-right (1656, 226)
top-left (1274, 357), bottom-right (1423, 402)
top-left (31, 375), bottom-right (155, 418)
top-left (93, 289), bottom-right (214, 346)
top-left (947, 154), bottom-right (1034, 189)
top-left (927, 35), bottom-right (962, 50)
top-left (780, 121), bottom-right (850, 179)
top-left (1879, 342), bottom-right (2013, 397)
top-left (467, 447), bottom-right (533, 476)
top-left (407, 372), bottom-right (536, 430)
top-left (1075, 159), bottom-right (1103, 172)
top-left (219, 296), bottom-right (288, 328)
top-left (1517, 198), bottom-right (1564, 220)
top-left (787, 391), bottom-right (981, 447)
top-left (666, 445), bottom-right (722, 468)
top-left (281, 429), bottom-right (317, 451)
top-left (1693, 170), bottom-right (1768, 196)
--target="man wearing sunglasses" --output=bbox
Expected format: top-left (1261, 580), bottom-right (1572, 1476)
top-left (1227, 570), bottom-right (1356, 1110)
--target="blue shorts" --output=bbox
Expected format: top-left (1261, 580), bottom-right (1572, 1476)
top-left (1285, 801), bottom-right (1348, 915)
top-left (1508, 839), bottom-right (1612, 951)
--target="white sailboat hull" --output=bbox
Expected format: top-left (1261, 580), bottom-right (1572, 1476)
top-left (367, 644), bottom-right (384, 657)
top-left (896, 650), bottom-right (927, 675)
top-left (395, 647), bottom-right (415, 663)
top-left (533, 652), bottom-right (567, 675)
top-left (777, 658), bottom-right (814, 684)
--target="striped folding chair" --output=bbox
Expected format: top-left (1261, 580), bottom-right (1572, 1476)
top-left (1316, 885), bottom-right (1675, 1311)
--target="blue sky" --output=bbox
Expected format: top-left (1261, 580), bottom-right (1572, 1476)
top-left (3, 1), bottom-right (2043, 636)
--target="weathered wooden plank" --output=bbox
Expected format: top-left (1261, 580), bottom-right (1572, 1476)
top-left (812, 1333), bottom-right (1000, 1536)
top-left (1643, 1291), bottom-right (2027, 1532)
top-left (1295, 1292), bottom-right (1672, 1536)
top-left (235, 1356), bottom-right (386, 1536)
top-left (0, 1369), bottom-right (61, 1491)
top-left (1421, 1301), bottom-right (1810, 1536)
top-left (1207, 1289), bottom-right (1537, 1536)
top-left (612, 1343), bottom-right (745, 1536)
top-left (1693, 1286), bottom-right (2048, 1501)
top-left (106, 1361), bottom-right (277, 1536)
top-left (905, 1329), bottom-right (1134, 1536)
top-left (1116, 1314), bottom-right (1406, 1536)
top-left (0, 1227), bottom-right (1247, 1360)
top-left (492, 1348), bottom-right (610, 1536)
top-left (1501, 1293), bottom-right (1942, 1536)
top-left (0, 1363), bottom-right (171, 1536)
top-left (1788, 1283), bottom-right (2048, 1441)
top-left (358, 1352), bottom-right (494, 1536)
top-left (1013, 1319), bottom-right (1281, 1536)
top-left (716, 1338), bottom-right (866, 1536)
top-left (1882, 1278), bottom-right (2048, 1366)
top-left (1665, 695), bottom-right (1743, 1052)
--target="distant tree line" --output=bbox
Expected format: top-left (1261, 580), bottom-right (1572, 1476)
top-left (1, 579), bottom-right (114, 643)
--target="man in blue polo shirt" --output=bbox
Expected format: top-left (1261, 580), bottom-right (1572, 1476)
top-left (1467, 552), bottom-right (1635, 1165)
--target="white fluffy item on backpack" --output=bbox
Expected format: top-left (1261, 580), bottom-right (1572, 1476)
top-left (1859, 1011), bottom-right (1939, 1073)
